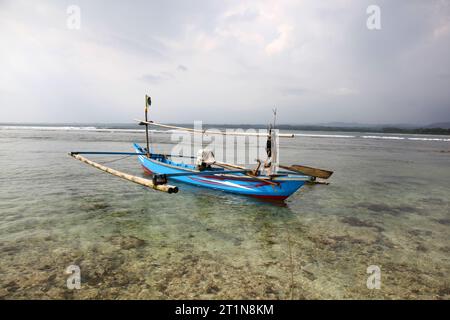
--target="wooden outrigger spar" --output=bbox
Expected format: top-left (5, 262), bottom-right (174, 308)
top-left (69, 95), bottom-right (333, 200)
top-left (135, 120), bottom-right (295, 138)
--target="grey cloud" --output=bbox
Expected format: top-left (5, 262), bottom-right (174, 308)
top-left (141, 72), bottom-right (173, 84)
top-left (280, 87), bottom-right (309, 96)
top-left (0, 0), bottom-right (449, 124)
top-left (141, 74), bottom-right (165, 84)
top-left (224, 8), bottom-right (259, 22)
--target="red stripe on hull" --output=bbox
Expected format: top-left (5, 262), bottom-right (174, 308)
top-left (249, 194), bottom-right (288, 201)
top-left (142, 165), bottom-right (153, 175)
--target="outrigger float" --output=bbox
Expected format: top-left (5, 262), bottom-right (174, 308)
top-left (69, 95), bottom-right (333, 201)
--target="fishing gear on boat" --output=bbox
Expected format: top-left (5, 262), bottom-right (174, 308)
top-left (266, 134), bottom-right (272, 158)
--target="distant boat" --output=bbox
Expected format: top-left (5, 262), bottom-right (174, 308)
top-left (70, 95), bottom-right (333, 201)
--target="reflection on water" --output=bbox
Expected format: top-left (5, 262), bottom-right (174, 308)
top-left (0, 128), bottom-right (449, 299)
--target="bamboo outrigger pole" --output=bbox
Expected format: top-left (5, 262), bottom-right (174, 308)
top-left (69, 153), bottom-right (178, 194)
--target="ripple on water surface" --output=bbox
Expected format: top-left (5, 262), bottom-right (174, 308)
top-left (0, 129), bottom-right (449, 299)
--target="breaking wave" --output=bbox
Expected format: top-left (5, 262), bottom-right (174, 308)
top-left (1, 125), bottom-right (449, 142)
top-left (293, 133), bottom-right (450, 142)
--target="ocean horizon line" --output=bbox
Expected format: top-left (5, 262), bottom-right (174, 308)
top-left (1, 124), bottom-right (449, 142)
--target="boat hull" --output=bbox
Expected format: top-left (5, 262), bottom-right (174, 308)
top-left (134, 144), bottom-right (307, 200)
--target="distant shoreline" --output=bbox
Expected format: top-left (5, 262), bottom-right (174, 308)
top-left (263, 125), bottom-right (450, 136)
top-left (197, 124), bottom-right (450, 135)
top-left (1, 123), bottom-right (449, 135)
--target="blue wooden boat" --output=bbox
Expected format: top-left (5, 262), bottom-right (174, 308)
top-left (69, 95), bottom-right (332, 201)
top-left (133, 143), bottom-right (310, 201)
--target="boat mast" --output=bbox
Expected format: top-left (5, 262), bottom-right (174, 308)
top-left (145, 94), bottom-right (151, 158)
top-left (272, 107), bottom-right (277, 129)
top-left (270, 107), bottom-right (278, 174)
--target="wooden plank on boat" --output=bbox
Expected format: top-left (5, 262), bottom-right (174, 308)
top-left (159, 169), bottom-right (252, 178)
top-left (279, 164), bottom-right (333, 179)
top-left (214, 161), bottom-right (279, 186)
top-left (69, 153), bottom-right (178, 194)
top-left (214, 161), bottom-right (246, 170)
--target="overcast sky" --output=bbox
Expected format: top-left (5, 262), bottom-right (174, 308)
top-left (0, 0), bottom-right (449, 124)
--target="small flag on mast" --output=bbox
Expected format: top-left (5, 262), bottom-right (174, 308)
top-left (145, 95), bottom-right (151, 112)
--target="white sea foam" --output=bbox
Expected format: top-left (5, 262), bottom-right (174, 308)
top-left (294, 133), bottom-right (356, 138)
top-left (293, 133), bottom-right (449, 142)
top-left (0, 125), bottom-right (99, 131)
top-left (361, 135), bottom-right (405, 140)
top-left (407, 137), bottom-right (450, 142)
top-left (1, 125), bottom-right (449, 142)
top-left (0, 125), bottom-right (167, 133)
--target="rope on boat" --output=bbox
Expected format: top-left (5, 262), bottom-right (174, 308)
top-left (97, 154), bottom-right (134, 165)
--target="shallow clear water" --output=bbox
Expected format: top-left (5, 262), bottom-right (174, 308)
top-left (0, 127), bottom-right (449, 299)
